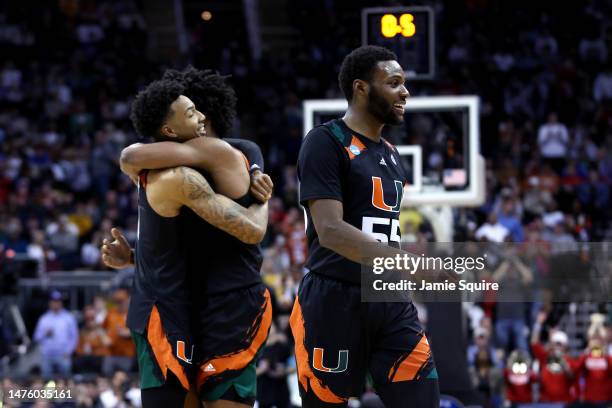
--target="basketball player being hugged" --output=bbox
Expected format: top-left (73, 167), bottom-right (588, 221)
top-left (103, 68), bottom-right (273, 408)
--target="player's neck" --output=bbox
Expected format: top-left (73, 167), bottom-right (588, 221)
top-left (205, 124), bottom-right (220, 139)
top-left (342, 109), bottom-right (383, 142)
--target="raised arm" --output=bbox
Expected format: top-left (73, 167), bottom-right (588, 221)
top-left (513, 256), bottom-right (534, 284)
top-left (150, 166), bottom-right (267, 244)
top-left (491, 259), bottom-right (510, 281)
top-left (531, 310), bottom-right (547, 345)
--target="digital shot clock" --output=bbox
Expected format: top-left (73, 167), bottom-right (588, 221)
top-left (362, 6), bottom-right (435, 80)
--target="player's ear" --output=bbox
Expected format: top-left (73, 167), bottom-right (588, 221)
top-left (161, 124), bottom-right (178, 139)
top-left (353, 79), bottom-right (369, 99)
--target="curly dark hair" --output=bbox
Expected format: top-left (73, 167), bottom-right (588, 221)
top-left (338, 45), bottom-right (398, 102)
top-left (130, 79), bottom-right (185, 139)
top-left (162, 66), bottom-right (237, 137)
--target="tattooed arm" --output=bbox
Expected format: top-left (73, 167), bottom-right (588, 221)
top-left (146, 166), bottom-right (268, 244)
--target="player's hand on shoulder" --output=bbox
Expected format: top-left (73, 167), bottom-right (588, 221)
top-left (250, 170), bottom-right (273, 202)
top-left (101, 228), bottom-right (132, 269)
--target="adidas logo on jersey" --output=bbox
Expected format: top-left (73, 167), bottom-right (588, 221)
top-left (203, 363), bottom-right (216, 372)
top-left (379, 157), bottom-right (387, 166)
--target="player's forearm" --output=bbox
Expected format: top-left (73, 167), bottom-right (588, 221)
top-left (121, 142), bottom-right (200, 170)
top-left (247, 202), bottom-right (268, 233)
top-left (318, 220), bottom-right (405, 265)
top-left (179, 167), bottom-right (265, 244)
top-left (202, 201), bottom-right (265, 244)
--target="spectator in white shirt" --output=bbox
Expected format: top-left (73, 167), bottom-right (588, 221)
top-left (475, 213), bottom-right (509, 243)
top-left (537, 112), bottom-right (569, 173)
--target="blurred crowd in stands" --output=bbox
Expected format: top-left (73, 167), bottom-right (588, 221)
top-left (0, 0), bottom-right (610, 407)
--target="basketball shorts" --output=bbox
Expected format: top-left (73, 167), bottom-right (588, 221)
top-left (290, 272), bottom-right (439, 408)
top-left (131, 305), bottom-right (195, 392)
top-left (192, 283), bottom-right (272, 404)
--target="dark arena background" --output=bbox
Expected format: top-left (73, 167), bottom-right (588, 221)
top-left (0, 0), bottom-right (611, 407)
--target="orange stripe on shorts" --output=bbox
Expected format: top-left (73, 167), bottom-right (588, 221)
top-left (289, 296), bottom-right (346, 404)
top-left (196, 289), bottom-right (273, 389)
top-left (146, 305), bottom-right (190, 390)
top-left (388, 334), bottom-right (431, 382)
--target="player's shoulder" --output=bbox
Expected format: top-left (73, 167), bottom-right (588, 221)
top-left (304, 119), bottom-right (350, 149)
top-left (212, 138), bottom-right (245, 162)
top-left (304, 122), bottom-right (333, 138)
top-left (148, 166), bottom-right (195, 186)
top-left (194, 135), bottom-right (236, 154)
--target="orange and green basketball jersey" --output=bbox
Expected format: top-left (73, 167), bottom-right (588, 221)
top-left (298, 119), bottom-right (409, 284)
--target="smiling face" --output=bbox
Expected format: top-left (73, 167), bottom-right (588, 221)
top-left (161, 95), bottom-right (207, 141)
top-left (365, 61), bottom-right (409, 125)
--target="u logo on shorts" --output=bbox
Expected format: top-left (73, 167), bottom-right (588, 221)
top-left (176, 341), bottom-right (194, 364)
top-left (312, 348), bottom-right (349, 373)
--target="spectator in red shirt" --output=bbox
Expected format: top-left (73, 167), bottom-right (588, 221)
top-left (530, 311), bottom-right (576, 405)
top-left (573, 314), bottom-right (611, 406)
top-left (503, 350), bottom-right (537, 406)
top-left (574, 339), bottom-right (611, 406)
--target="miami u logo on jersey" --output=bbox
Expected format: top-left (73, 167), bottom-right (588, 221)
top-left (371, 176), bottom-right (403, 212)
top-left (176, 341), bottom-right (194, 364)
top-left (312, 348), bottom-right (349, 373)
